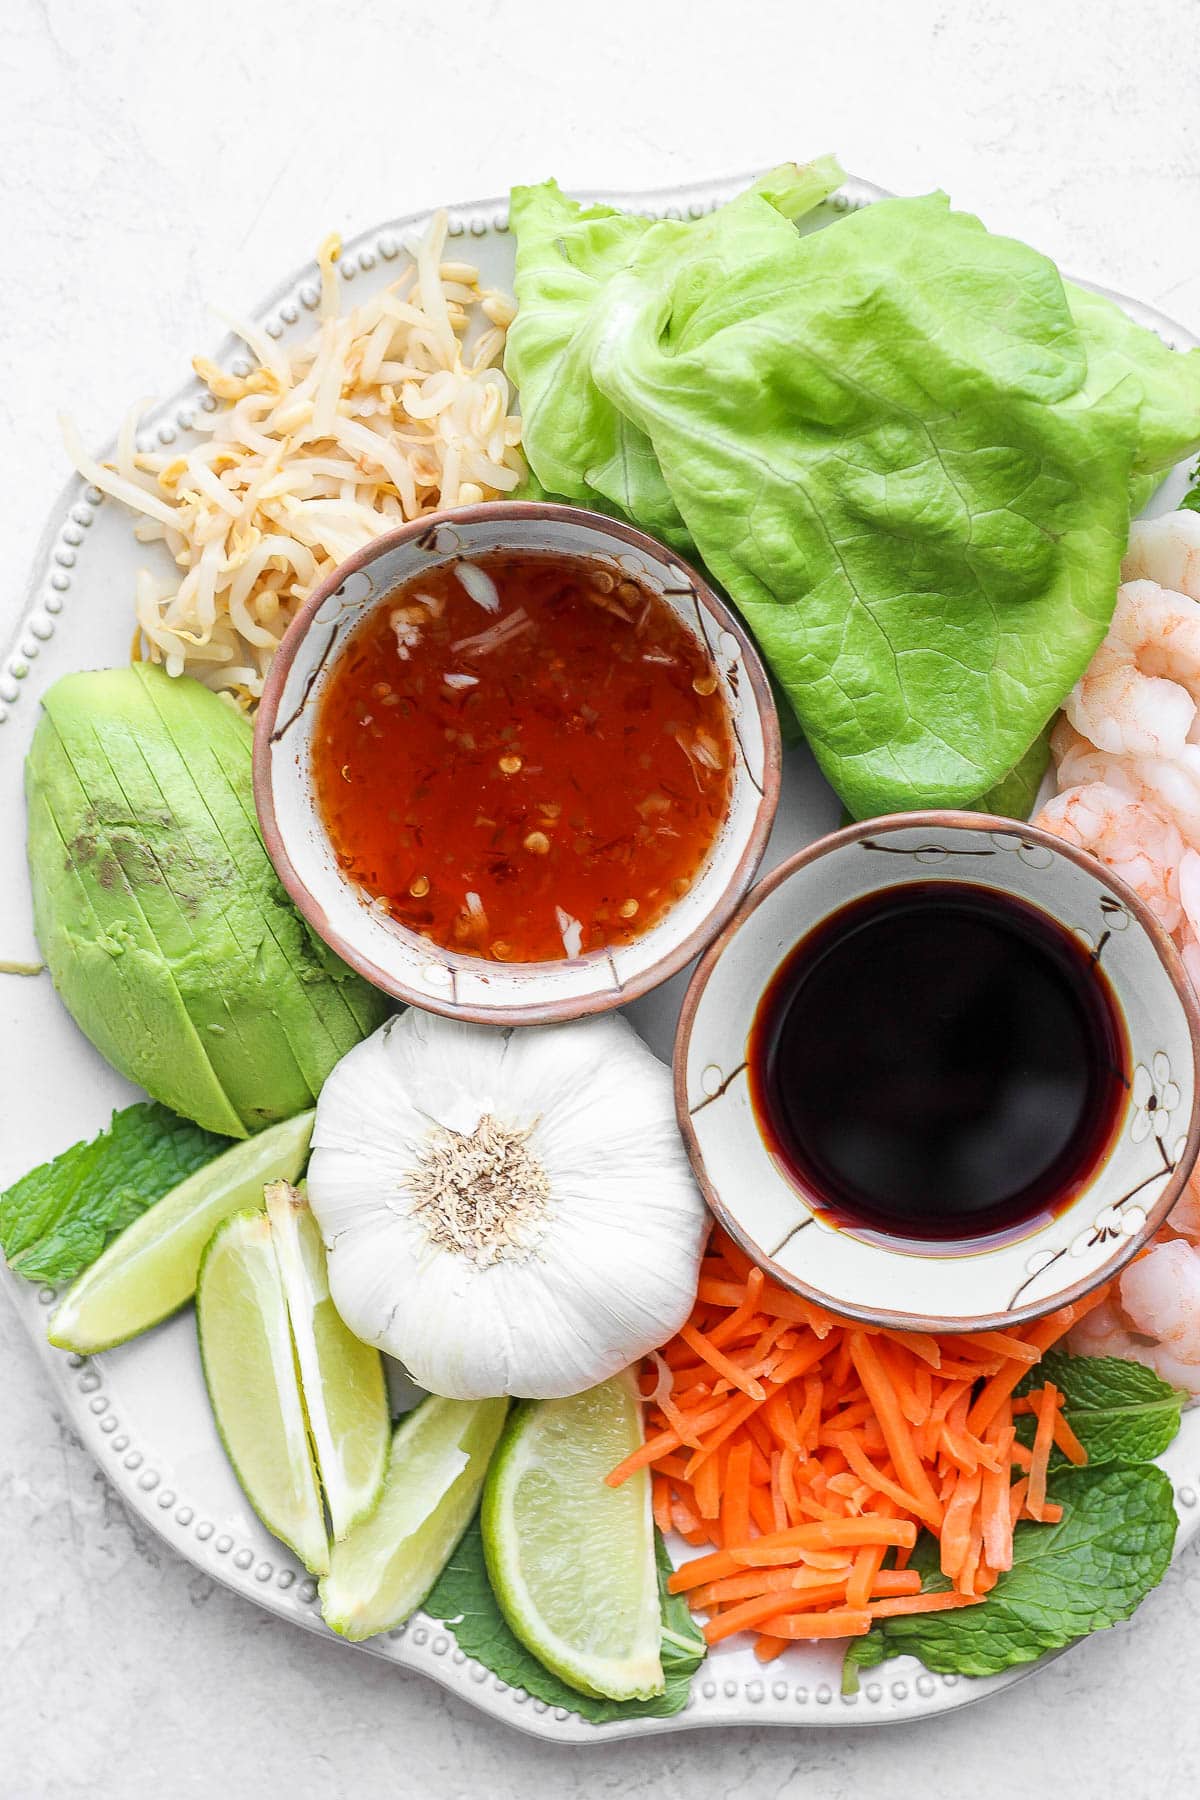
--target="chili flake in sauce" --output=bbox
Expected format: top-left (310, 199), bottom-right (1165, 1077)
top-left (313, 551), bottom-right (734, 962)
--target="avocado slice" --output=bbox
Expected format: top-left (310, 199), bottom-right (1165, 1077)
top-left (63, 703), bottom-right (316, 1128)
top-left (133, 668), bottom-right (388, 1056)
top-left (128, 665), bottom-right (388, 1092)
top-left (25, 739), bottom-right (247, 1137)
top-left (26, 666), bottom-right (389, 1136)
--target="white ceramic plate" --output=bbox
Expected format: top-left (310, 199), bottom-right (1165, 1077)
top-left (3, 172), bottom-right (1200, 1744)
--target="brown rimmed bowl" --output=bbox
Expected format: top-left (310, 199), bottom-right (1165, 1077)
top-left (674, 811), bottom-right (1200, 1333)
top-left (253, 502), bottom-right (781, 1025)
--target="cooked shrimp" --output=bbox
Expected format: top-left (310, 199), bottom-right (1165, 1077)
top-left (1174, 847), bottom-right (1200, 992)
top-left (1067, 1248), bottom-right (1200, 1394)
top-left (1051, 717), bottom-right (1200, 852)
top-left (1116, 1241), bottom-right (1200, 1392)
top-left (1163, 1164), bottom-right (1200, 1248)
top-left (1067, 1292), bottom-right (1150, 1362)
top-left (1109, 578), bottom-right (1200, 695)
top-left (1063, 580), bottom-right (1200, 758)
top-left (1035, 782), bottom-right (1184, 931)
top-left (1050, 715), bottom-right (1136, 792)
top-left (1123, 508), bottom-right (1200, 604)
top-left (1049, 514), bottom-right (1200, 1394)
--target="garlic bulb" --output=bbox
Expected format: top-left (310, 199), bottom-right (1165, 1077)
top-left (306, 1009), bottom-right (708, 1400)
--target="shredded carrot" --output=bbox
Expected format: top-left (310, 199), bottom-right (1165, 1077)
top-left (721, 1439), bottom-right (753, 1549)
top-left (866, 1591), bottom-right (985, 1620)
top-left (1051, 1409), bottom-right (1088, 1468)
top-left (966, 1330), bottom-right (1042, 1365)
top-left (614, 1230), bottom-right (1101, 1655)
top-left (981, 1418), bottom-right (1015, 1572)
top-left (1027, 1382), bottom-right (1060, 1521)
top-left (693, 1449), bottom-right (723, 1523)
top-left (679, 1322), bottom-right (768, 1402)
top-left (849, 1334), bottom-right (944, 1531)
top-left (761, 1609), bottom-right (874, 1640)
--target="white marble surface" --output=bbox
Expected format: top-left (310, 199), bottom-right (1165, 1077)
top-left (3, 0), bottom-right (1199, 1793)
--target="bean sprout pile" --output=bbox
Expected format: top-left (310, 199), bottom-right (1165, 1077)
top-left (63, 214), bottom-right (524, 709)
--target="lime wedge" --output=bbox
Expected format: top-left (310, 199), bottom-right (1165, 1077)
top-left (320, 1395), bottom-right (509, 1640)
top-left (481, 1372), bottom-right (664, 1701)
top-left (48, 1109), bottom-right (314, 1355)
top-left (197, 1208), bottom-right (329, 1575)
top-left (264, 1180), bottom-right (388, 1541)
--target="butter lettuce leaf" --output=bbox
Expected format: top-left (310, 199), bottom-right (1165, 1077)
top-left (508, 180), bottom-right (1200, 819)
top-left (0, 1101), bottom-right (230, 1283)
top-left (509, 159), bottom-right (844, 555)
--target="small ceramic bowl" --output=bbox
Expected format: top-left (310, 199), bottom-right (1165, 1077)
top-left (675, 811), bottom-right (1200, 1332)
top-left (254, 502), bottom-right (780, 1025)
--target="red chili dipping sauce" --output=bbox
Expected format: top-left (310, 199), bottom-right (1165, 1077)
top-left (312, 551), bottom-right (734, 963)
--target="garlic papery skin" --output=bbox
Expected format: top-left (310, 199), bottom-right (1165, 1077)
top-left (306, 1009), bottom-right (708, 1400)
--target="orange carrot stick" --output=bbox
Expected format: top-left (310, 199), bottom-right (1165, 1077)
top-left (848, 1333), bottom-right (944, 1531)
top-left (877, 1340), bottom-right (928, 1425)
top-left (694, 1449), bottom-right (723, 1522)
top-left (765, 1387), bottom-right (802, 1453)
top-left (866, 1592), bottom-right (986, 1620)
top-left (963, 1330), bottom-right (1042, 1365)
top-left (940, 1467), bottom-right (982, 1585)
top-left (880, 1328), bottom-right (943, 1370)
top-left (1027, 1382), bottom-right (1059, 1521)
top-left (709, 1268), bottom-right (765, 1347)
top-left (833, 1432), bottom-right (931, 1520)
top-left (695, 1278), bottom-right (749, 1307)
top-left (779, 1448), bottom-right (803, 1524)
top-left (703, 1581), bottom-right (854, 1644)
top-left (1051, 1408), bottom-right (1088, 1468)
top-left (981, 1424), bottom-right (1016, 1573)
top-left (760, 1609), bottom-right (873, 1640)
top-left (667, 1518), bottom-right (917, 1594)
top-left (679, 1322), bottom-right (767, 1403)
top-left (721, 1439), bottom-right (753, 1549)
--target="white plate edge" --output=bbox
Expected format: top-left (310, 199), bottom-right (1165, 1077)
top-left (3, 168), bottom-right (1199, 1743)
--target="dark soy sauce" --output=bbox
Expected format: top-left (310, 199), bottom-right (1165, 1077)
top-left (749, 882), bottom-right (1129, 1251)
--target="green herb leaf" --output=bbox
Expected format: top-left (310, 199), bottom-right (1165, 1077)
top-left (1015, 1351), bottom-right (1185, 1467)
top-left (844, 1462), bottom-right (1177, 1687)
top-left (0, 1102), bottom-right (231, 1283)
top-left (424, 1515), bottom-right (704, 1722)
top-left (1181, 463), bottom-right (1200, 513)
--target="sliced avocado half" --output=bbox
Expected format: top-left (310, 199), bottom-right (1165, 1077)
top-left (26, 665), bottom-right (389, 1136)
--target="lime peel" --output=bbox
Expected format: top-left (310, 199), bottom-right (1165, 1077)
top-left (196, 1207), bottom-right (330, 1576)
top-left (320, 1394), bottom-right (509, 1641)
top-left (264, 1180), bottom-right (388, 1541)
top-left (48, 1109), bottom-right (314, 1355)
top-left (481, 1371), bottom-right (664, 1702)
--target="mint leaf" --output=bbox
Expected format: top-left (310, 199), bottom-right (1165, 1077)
top-left (844, 1462), bottom-right (1177, 1685)
top-left (1016, 1352), bottom-right (1185, 1466)
top-left (0, 1102), bottom-right (231, 1283)
top-left (423, 1515), bottom-right (704, 1722)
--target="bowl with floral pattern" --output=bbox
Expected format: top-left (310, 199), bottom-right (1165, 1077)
top-left (675, 811), bottom-right (1200, 1332)
top-left (254, 502), bottom-right (780, 1025)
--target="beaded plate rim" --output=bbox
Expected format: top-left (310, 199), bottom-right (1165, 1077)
top-left (3, 170), bottom-right (1198, 1743)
